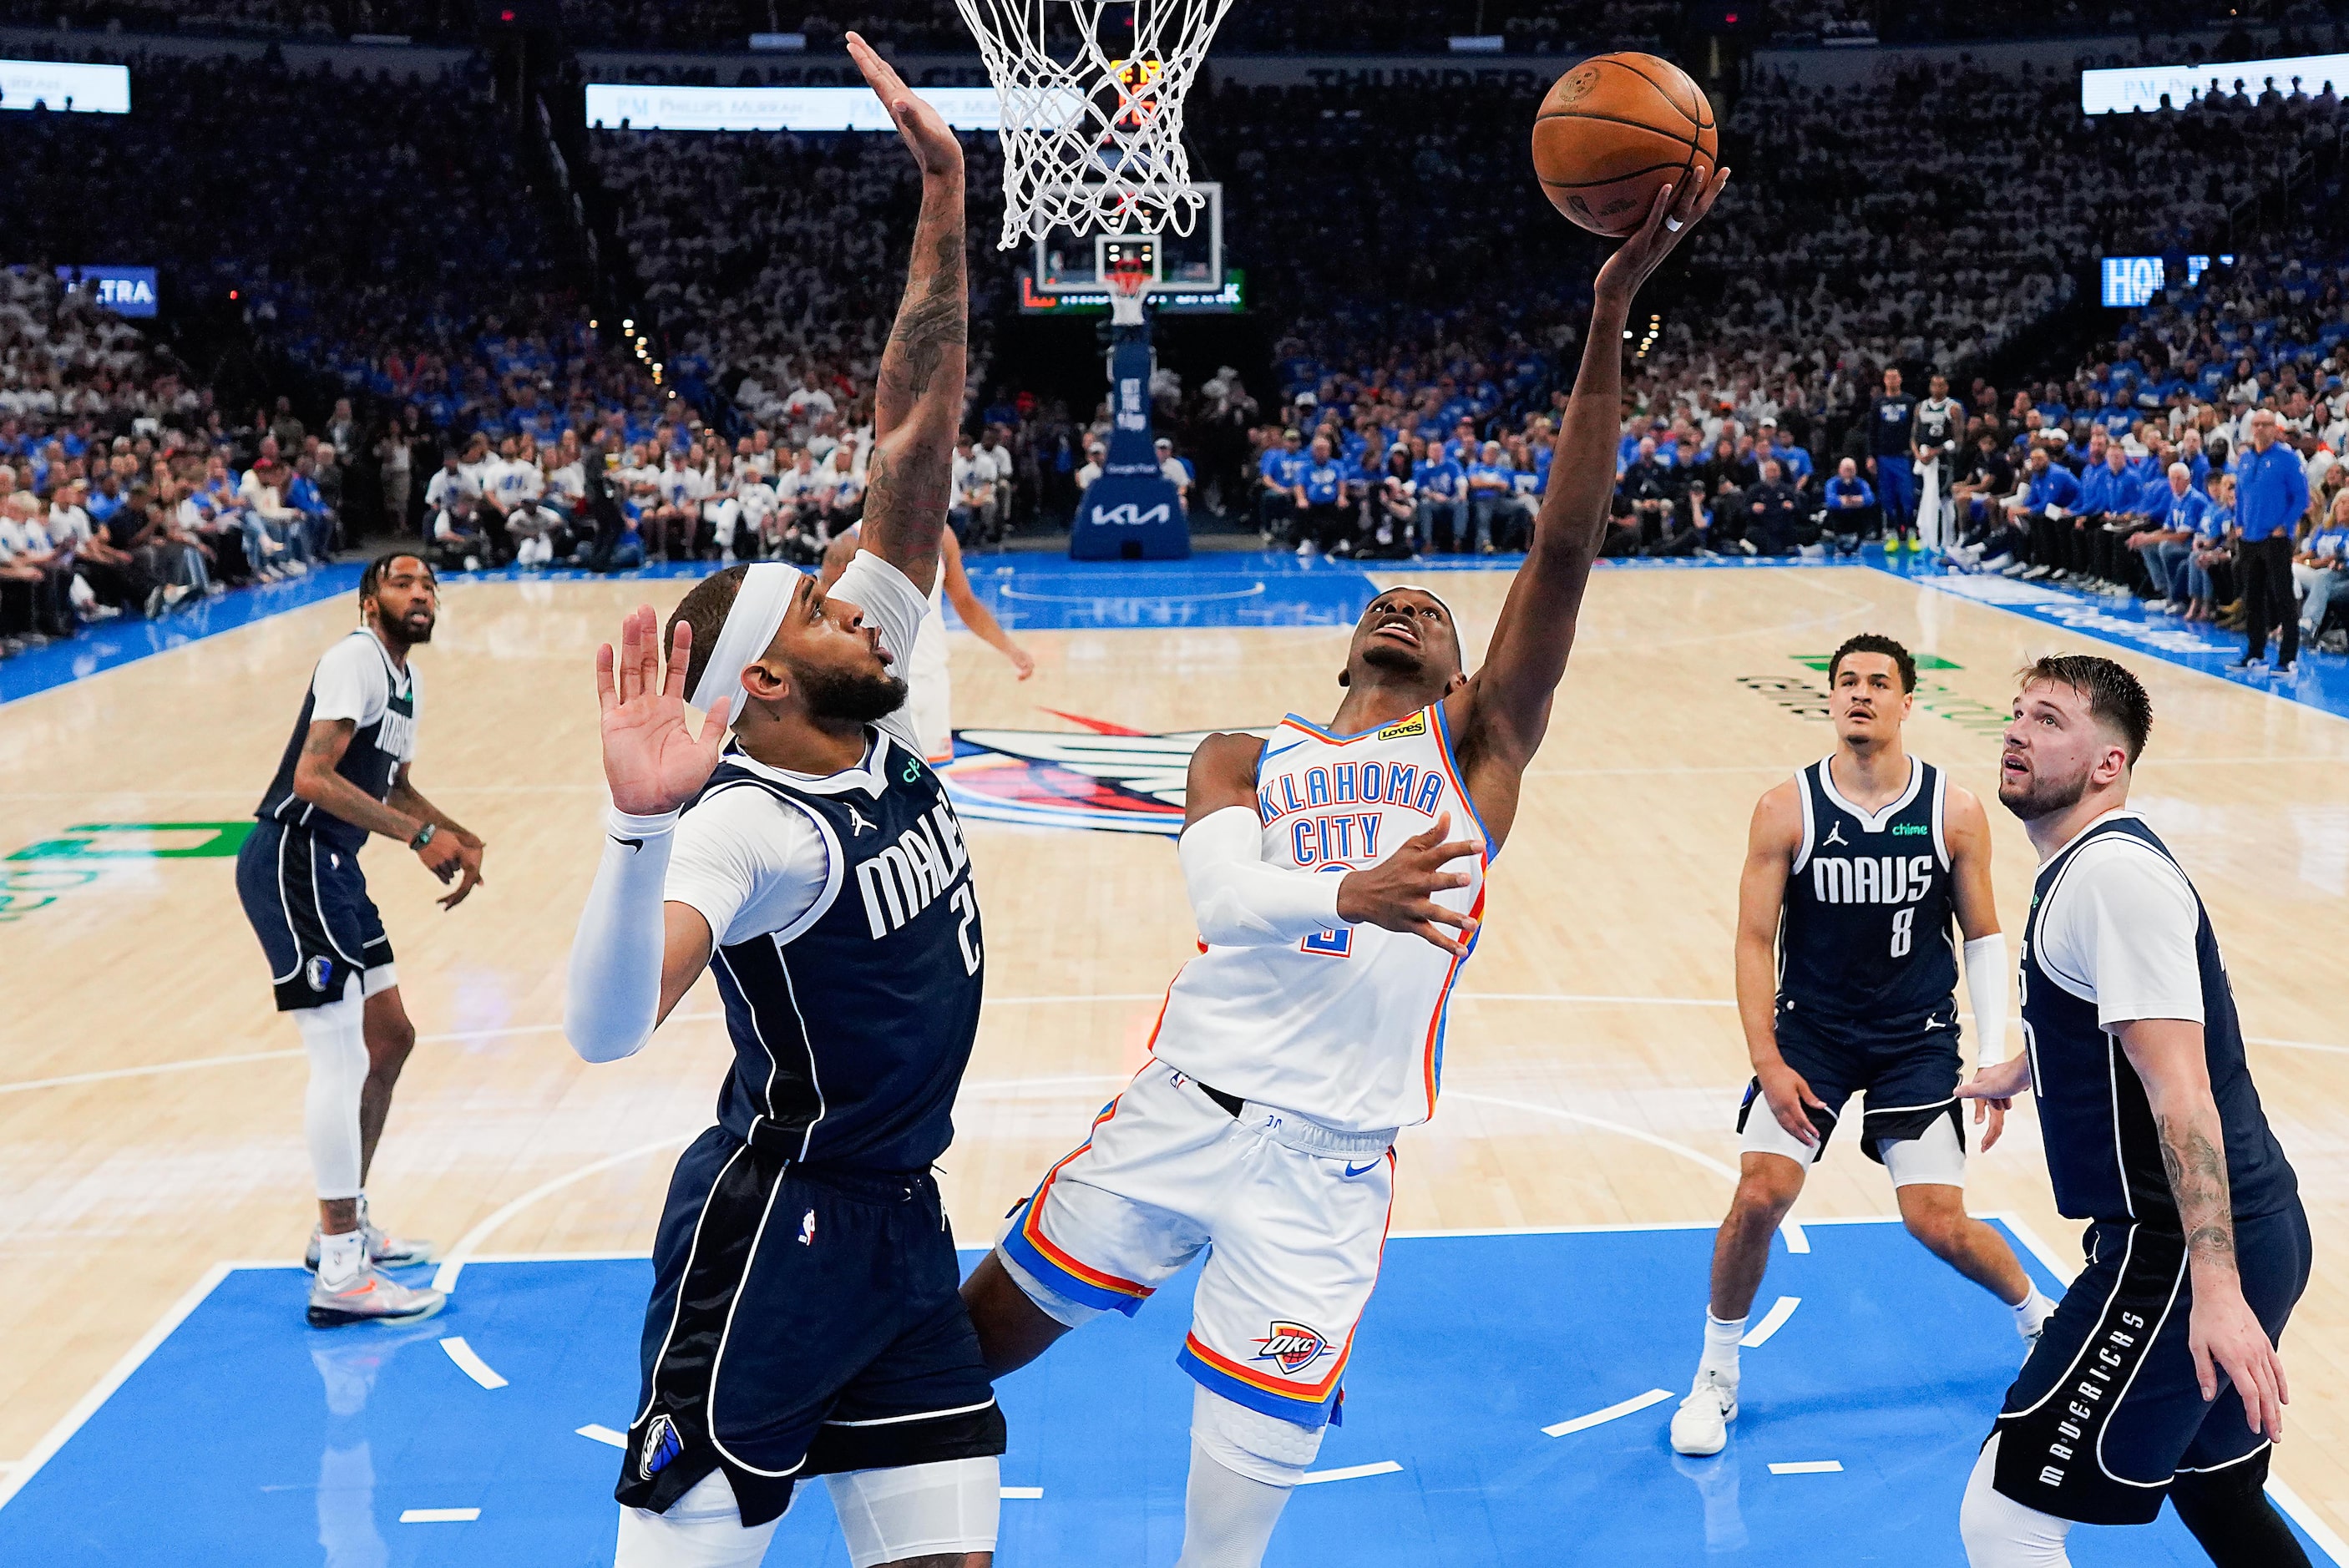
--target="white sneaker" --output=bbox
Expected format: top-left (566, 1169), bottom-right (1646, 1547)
top-left (307, 1261), bottom-right (445, 1328)
top-left (1669, 1369), bottom-right (1739, 1457)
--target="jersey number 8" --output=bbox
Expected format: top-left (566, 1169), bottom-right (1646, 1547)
top-left (1890, 907), bottom-right (1915, 959)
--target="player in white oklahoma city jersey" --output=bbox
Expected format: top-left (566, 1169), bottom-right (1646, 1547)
top-left (963, 166), bottom-right (1732, 1568)
top-left (1156, 705), bottom-right (1485, 1129)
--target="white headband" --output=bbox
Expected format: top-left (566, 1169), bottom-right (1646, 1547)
top-left (689, 562), bottom-right (802, 720)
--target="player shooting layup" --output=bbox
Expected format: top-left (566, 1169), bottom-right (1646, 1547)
top-left (1668, 632), bottom-right (2053, 1457)
top-left (233, 551), bottom-right (484, 1326)
top-left (1955, 655), bottom-right (2309, 1567)
top-left (958, 169), bottom-right (1733, 1566)
top-left (562, 42), bottom-right (1005, 1568)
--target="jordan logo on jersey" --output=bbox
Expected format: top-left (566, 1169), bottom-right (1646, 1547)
top-left (847, 805), bottom-right (876, 836)
top-left (1822, 822), bottom-right (1848, 847)
top-left (854, 801), bottom-right (973, 939)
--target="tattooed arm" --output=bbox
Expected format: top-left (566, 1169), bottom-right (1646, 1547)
top-left (2117, 1018), bottom-right (2290, 1442)
top-left (846, 31), bottom-right (964, 597)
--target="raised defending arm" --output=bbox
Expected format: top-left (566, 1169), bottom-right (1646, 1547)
top-left (850, 33), bottom-right (966, 599)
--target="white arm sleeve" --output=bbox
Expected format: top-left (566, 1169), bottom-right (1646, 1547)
top-left (2037, 837), bottom-right (2205, 1028)
top-left (307, 637), bottom-right (388, 728)
top-left (832, 549), bottom-right (930, 758)
top-left (1962, 933), bottom-right (2011, 1064)
top-left (564, 807), bottom-right (678, 1064)
top-left (1179, 805), bottom-right (1344, 948)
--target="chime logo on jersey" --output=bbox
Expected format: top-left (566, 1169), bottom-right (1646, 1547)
top-left (1252, 1320), bottom-right (1333, 1377)
top-left (942, 711), bottom-right (1267, 837)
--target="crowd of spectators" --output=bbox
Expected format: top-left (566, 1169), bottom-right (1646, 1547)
top-left (0, 266), bottom-right (354, 657)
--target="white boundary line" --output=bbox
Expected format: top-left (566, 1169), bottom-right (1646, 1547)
top-left (431, 1136), bottom-right (695, 1294)
top-left (0, 1260), bottom-right (234, 1511)
top-left (1445, 1090), bottom-right (1810, 1254)
top-left (1768, 1460), bottom-right (1843, 1475)
top-left (1741, 1296), bottom-right (1801, 1347)
top-left (438, 1336), bottom-right (508, 1390)
top-left (1296, 1460), bottom-right (1403, 1485)
top-left (1000, 1485), bottom-right (1045, 1500)
top-left (398, 1507), bottom-right (480, 1523)
top-left (2267, 1478), bottom-right (2349, 1566)
top-left (8, 991), bottom-right (2330, 1098)
top-left (1543, 1388), bottom-right (1672, 1437)
top-left (577, 1424), bottom-right (626, 1449)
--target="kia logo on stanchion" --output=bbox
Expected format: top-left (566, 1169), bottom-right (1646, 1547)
top-left (1092, 503), bottom-right (1171, 527)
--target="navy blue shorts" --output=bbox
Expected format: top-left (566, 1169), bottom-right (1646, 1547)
top-left (233, 820), bottom-right (392, 1011)
top-left (1991, 1201), bottom-right (2311, 1525)
top-left (1737, 1007), bottom-right (1963, 1166)
top-left (616, 1128), bottom-right (1005, 1526)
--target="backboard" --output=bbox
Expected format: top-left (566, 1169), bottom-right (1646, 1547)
top-left (1030, 182), bottom-right (1223, 294)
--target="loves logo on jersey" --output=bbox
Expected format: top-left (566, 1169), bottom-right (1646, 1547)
top-left (1251, 1320), bottom-right (1334, 1377)
top-left (941, 710), bottom-right (1268, 837)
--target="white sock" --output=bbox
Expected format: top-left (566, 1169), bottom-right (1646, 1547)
top-left (318, 1227), bottom-right (365, 1288)
top-left (1699, 1313), bottom-right (1745, 1381)
top-left (1175, 1440), bottom-right (1293, 1568)
top-left (2012, 1285), bottom-right (2056, 1339)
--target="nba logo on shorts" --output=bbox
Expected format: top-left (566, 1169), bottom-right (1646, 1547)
top-left (640, 1414), bottom-right (682, 1479)
top-left (1252, 1321), bottom-right (1332, 1376)
top-left (305, 956), bottom-right (335, 994)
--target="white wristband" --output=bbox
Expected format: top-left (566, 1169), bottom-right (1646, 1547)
top-left (1178, 806), bottom-right (1344, 948)
top-left (1963, 933), bottom-right (2012, 1065)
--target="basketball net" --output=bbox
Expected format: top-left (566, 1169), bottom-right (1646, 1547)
top-left (954, 0), bottom-right (1237, 248)
top-left (1104, 258), bottom-right (1152, 326)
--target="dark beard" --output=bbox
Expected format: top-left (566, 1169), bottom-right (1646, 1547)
top-left (1997, 767), bottom-right (2087, 822)
top-left (799, 664), bottom-right (909, 724)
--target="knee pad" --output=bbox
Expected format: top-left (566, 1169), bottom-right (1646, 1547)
top-left (1881, 1115), bottom-right (1967, 1189)
top-left (823, 1456), bottom-right (1000, 1568)
top-left (1191, 1383), bottom-right (1324, 1490)
top-left (614, 1469), bottom-right (783, 1568)
top-left (1957, 1436), bottom-right (2073, 1567)
top-left (296, 993), bottom-right (367, 1201)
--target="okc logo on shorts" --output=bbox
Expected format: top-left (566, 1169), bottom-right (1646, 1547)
top-left (640, 1414), bottom-right (682, 1479)
top-left (1251, 1321), bottom-right (1333, 1377)
top-left (305, 955), bottom-right (335, 994)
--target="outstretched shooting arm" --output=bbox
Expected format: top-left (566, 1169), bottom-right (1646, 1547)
top-left (1455, 169), bottom-right (1730, 817)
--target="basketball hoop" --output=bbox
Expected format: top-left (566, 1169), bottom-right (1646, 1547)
top-left (1104, 257), bottom-right (1152, 325)
top-left (954, 0), bottom-right (1237, 249)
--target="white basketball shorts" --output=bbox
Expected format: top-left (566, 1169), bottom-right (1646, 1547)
top-left (997, 1063), bottom-right (1395, 1429)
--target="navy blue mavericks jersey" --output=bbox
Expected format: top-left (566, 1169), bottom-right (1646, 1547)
top-left (691, 736), bottom-right (985, 1173)
top-left (2019, 815), bottom-right (2296, 1227)
top-left (255, 630), bottom-right (416, 857)
top-left (1779, 756), bottom-right (1960, 1037)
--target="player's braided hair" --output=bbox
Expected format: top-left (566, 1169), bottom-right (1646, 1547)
top-left (2018, 654), bottom-right (2153, 763)
top-left (668, 564), bottom-right (749, 701)
top-left (358, 549), bottom-right (433, 602)
top-left (1827, 632), bottom-right (1916, 693)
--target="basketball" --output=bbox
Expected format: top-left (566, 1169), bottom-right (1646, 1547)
top-left (1531, 53), bottom-right (1719, 236)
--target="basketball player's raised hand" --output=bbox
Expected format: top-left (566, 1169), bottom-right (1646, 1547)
top-left (595, 606), bottom-right (730, 817)
top-left (1334, 813), bottom-right (1482, 957)
top-left (847, 32), bottom-right (962, 181)
top-left (1592, 163), bottom-right (1732, 307)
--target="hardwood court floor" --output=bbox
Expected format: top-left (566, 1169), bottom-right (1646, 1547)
top-left (2, 563), bottom-right (2345, 1537)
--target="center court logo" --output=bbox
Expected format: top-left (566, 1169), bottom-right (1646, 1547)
top-left (941, 711), bottom-right (1268, 837)
top-left (1252, 1321), bottom-right (1333, 1377)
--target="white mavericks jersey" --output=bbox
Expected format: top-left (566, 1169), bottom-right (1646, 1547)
top-left (1151, 703), bottom-right (1490, 1133)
